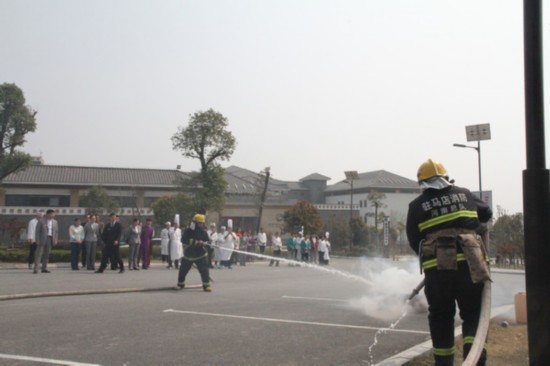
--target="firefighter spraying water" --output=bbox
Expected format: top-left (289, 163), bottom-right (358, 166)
top-left (406, 159), bottom-right (493, 366)
top-left (177, 214), bottom-right (212, 292)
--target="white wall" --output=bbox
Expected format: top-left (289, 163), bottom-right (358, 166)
top-left (325, 191), bottom-right (421, 225)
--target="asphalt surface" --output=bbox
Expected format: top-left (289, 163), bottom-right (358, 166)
top-left (0, 257), bottom-right (524, 366)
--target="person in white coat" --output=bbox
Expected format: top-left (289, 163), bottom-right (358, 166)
top-left (160, 222), bottom-right (171, 267)
top-left (323, 238), bottom-right (331, 265)
top-left (169, 223), bottom-right (183, 269)
top-left (209, 225), bottom-right (221, 268)
top-left (269, 232), bottom-right (282, 267)
top-left (318, 236), bottom-right (328, 265)
top-left (220, 226), bottom-right (237, 269)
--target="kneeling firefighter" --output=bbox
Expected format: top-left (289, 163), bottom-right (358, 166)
top-left (406, 159), bottom-right (492, 366)
top-left (177, 214), bottom-right (212, 292)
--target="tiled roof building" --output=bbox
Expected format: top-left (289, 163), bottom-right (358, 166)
top-left (0, 162), bottom-right (420, 238)
top-left (3, 164), bottom-right (189, 188)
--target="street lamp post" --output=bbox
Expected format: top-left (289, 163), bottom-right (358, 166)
top-left (453, 142), bottom-right (482, 199)
top-left (344, 171), bottom-right (359, 251)
top-left (453, 123), bottom-right (491, 200)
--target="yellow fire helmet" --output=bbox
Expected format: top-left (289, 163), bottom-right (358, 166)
top-left (193, 214), bottom-right (206, 223)
top-left (417, 159), bottom-right (449, 183)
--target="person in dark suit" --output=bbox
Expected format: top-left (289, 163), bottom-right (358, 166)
top-left (95, 213), bottom-right (124, 274)
top-left (33, 209), bottom-right (59, 274)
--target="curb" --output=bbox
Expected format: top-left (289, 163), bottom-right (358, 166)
top-left (375, 305), bottom-right (516, 365)
top-left (0, 262), bottom-right (71, 270)
top-left (0, 262), bottom-right (174, 270)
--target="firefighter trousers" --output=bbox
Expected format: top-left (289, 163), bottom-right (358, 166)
top-left (177, 256), bottom-right (210, 287)
top-left (424, 262), bottom-right (487, 366)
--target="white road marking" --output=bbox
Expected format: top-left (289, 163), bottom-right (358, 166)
top-left (163, 309), bottom-right (429, 335)
top-left (281, 295), bottom-right (349, 302)
top-left (0, 353), bottom-right (101, 366)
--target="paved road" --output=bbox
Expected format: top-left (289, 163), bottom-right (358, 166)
top-left (0, 258), bottom-right (524, 366)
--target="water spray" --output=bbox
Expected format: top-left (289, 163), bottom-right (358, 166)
top-left (205, 242), bottom-right (374, 286)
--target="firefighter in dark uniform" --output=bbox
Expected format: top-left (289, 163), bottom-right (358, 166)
top-left (177, 214), bottom-right (212, 292)
top-left (406, 159), bottom-right (492, 366)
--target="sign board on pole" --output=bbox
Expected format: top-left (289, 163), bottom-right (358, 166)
top-left (466, 124), bottom-right (491, 142)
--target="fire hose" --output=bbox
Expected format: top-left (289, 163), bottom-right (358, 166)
top-left (462, 278), bottom-right (491, 366)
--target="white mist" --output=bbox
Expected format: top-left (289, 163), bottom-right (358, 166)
top-left (348, 257), bottom-right (426, 321)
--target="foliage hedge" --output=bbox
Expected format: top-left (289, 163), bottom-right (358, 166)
top-left (0, 245), bottom-right (163, 263)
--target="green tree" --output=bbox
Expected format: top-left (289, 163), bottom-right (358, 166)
top-left (282, 201), bottom-right (323, 235)
top-left (0, 83), bottom-right (37, 181)
top-left (80, 186), bottom-right (119, 215)
top-left (150, 193), bottom-right (194, 227)
top-left (367, 191), bottom-right (387, 247)
top-left (0, 216), bottom-right (26, 247)
top-left (325, 218), bottom-right (350, 250)
top-left (178, 165), bottom-right (227, 214)
top-left (171, 109), bottom-right (237, 213)
top-left (492, 206), bottom-right (524, 265)
top-left (350, 216), bottom-right (368, 246)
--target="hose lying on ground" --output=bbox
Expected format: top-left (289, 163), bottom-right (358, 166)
top-left (0, 285), bottom-right (202, 301)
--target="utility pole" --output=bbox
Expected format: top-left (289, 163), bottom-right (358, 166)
top-left (255, 167), bottom-right (271, 235)
top-left (523, 0), bottom-right (550, 364)
top-left (344, 171), bottom-right (359, 251)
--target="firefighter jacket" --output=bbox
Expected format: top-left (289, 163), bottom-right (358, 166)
top-left (406, 184), bottom-right (492, 256)
top-left (182, 226), bottom-right (210, 261)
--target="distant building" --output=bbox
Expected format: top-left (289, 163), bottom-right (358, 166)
top-left (221, 166), bottom-right (341, 233)
top-left (0, 161), bottom-right (428, 241)
top-left (0, 164), bottom-right (189, 241)
top-left (324, 170), bottom-right (421, 225)
top-left (0, 164), bottom-right (188, 214)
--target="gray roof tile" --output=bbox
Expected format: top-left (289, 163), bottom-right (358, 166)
top-left (2, 165), bottom-right (189, 187)
top-left (325, 170), bottom-right (418, 192)
top-left (300, 173), bottom-right (331, 182)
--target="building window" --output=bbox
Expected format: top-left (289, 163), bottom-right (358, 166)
top-left (5, 195), bottom-right (70, 207)
top-left (143, 197), bottom-right (159, 207)
top-left (111, 196), bottom-right (137, 208)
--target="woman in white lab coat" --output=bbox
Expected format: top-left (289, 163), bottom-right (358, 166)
top-left (160, 222), bottom-right (171, 267)
top-left (169, 223), bottom-right (183, 269)
top-left (220, 226), bottom-right (237, 269)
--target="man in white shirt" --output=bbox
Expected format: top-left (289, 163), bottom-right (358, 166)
top-left (69, 218), bottom-right (85, 270)
top-left (257, 228), bottom-right (267, 257)
top-left (27, 211), bottom-right (44, 269)
top-left (269, 232), bottom-right (282, 267)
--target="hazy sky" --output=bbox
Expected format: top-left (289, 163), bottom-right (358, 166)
top-left (1, 0), bottom-right (546, 214)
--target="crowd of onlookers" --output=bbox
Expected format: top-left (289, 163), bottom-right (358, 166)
top-left (26, 209), bottom-right (331, 274)
top-left (27, 211), bottom-right (158, 273)
top-left (284, 232), bottom-right (331, 266)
